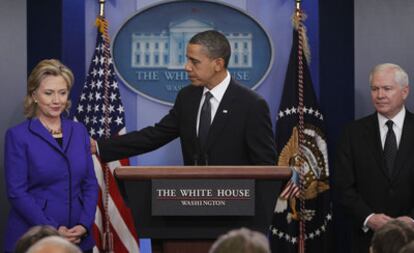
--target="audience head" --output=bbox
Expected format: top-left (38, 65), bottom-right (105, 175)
top-left (14, 225), bottom-right (59, 253)
top-left (25, 59), bottom-right (74, 118)
top-left (370, 220), bottom-right (414, 253)
top-left (26, 236), bottom-right (82, 253)
top-left (399, 240), bottom-right (414, 253)
top-left (209, 227), bottom-right (270, 253)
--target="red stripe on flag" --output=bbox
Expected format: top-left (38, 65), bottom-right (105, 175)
top-left (92, 224), bottom-right (103, 251)
top-left (119, 158), bottom-right (129, 166)
top-left (111, 223), bottom-right (130, 253)
top-left (93, 158), bottom-right (140, 251)
top-left (280, 180), bottom-right (300, 199)
top-left (104, 162), bottom-right (139, 240)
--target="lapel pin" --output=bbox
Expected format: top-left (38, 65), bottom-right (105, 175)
top-left (223, 110), bottom-right (228, 113)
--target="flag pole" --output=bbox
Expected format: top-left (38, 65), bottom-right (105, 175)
top-left (295, 0), bottom-right (306, 253)
top-left (96, 1), bottom-right (114, 252)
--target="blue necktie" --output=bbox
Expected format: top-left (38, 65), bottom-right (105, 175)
top-left (198, 92), bottom-right (213, 150)
top-left (384, 120), bottom-right (397, 176)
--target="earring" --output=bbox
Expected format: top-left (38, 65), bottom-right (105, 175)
top-left (34, 100), bottom-right (38, 104)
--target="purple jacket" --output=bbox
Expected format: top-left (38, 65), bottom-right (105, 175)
top-left (3, 118), bottom-right (98, 251)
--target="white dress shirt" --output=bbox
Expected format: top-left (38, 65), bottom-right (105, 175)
top-left (377, 107), bottom-right (405, 149)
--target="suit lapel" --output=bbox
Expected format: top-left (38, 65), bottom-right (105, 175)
top-left (29, 118), bottom-right (73, 154)
top-left (29, 118), bottom-right (62, 153)
top-left (392, 111), bottom-right (414, 179)
top-left (190, 87), bottom-right (203, 143)
top-left (61, 118), bottom-right (73, 153)
top-left (365, 114), bottom-right (390, 179)
top-left (204, 82), bottom-right (236, 150)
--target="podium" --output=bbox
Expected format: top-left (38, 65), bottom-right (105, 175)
top-left (115, 166), bottom-right (291, 253)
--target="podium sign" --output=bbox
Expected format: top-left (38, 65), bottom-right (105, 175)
top-left (152, 179), bottom-right (255, 216)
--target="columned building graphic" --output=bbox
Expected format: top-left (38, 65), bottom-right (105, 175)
top-left (131, 19), bottom-right (252, 69)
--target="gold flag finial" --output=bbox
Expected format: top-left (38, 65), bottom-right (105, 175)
top-left (99, 0), bottom-right (105, 17)
top-left (291, 0), bottom-right (311, 63)
top-left (295, 0), bottom-right (301, 17)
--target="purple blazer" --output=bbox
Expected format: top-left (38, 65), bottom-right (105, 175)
top-left (3, 118), bottom-right (98, 252)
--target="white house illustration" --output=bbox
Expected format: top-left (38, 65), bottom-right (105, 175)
top-left (131, 19), bottom-right (252, 69)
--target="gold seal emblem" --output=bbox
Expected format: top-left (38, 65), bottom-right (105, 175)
top-left (275, 124), bottom-right (329, 222)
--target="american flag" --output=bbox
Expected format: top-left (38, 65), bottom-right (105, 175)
top-left (74, 17), bottom-right (140, 253)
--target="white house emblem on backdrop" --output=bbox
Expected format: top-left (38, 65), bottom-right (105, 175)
top-left (130, 19), bottom-right (252, 70)
top-left (112, 0), bottom-right (273, 105)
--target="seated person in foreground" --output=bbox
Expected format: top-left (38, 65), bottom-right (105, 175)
top-left (14, 225), bottom-right (59, 253)
top-left (398, 240), bottom-right (414, 253)
top-left (26, 236), bottom-right (82, 253)
top-left (370, 220), bottom-right (414, 253)
top-left (209, 227), bottom-right (270, 253)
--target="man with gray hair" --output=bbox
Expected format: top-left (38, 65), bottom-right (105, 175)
top-left (335, 63), bottom-right (414, 253)
top-left (26, 236), bottom-right (82, 253)
top-left (209, 227), bottom-right (270, 253)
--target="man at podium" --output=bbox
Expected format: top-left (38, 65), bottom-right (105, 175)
top-left (91, 30), bottom-right (276, 166)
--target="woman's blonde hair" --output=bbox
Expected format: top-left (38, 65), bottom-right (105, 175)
top-left (24, 59), bottom-right (74, 118)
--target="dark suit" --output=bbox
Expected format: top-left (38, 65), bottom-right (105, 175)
top-left (335, 110), bottom-right (414, 253)
top-left (99, 79), bottom-right (276, 165)
top-left (4, 118), bottom-right (98, 252)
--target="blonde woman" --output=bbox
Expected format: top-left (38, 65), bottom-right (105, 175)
top-left (4, 59), bottom-right (98, 253)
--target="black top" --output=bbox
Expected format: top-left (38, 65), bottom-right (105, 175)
top-left (55, 137), bottom-right (63, 147)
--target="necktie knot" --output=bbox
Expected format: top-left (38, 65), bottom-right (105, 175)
top-left (386, 120), bottom-right (394, 130)
top-left (204, 91), bottom-right (213, 101)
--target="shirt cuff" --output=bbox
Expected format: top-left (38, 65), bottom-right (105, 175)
top-left (362, 213), bottom-right (375, 232)
top-left (96, 141), bottom-right (101, 156)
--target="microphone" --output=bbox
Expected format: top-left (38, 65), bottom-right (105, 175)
top-left (193, 137), bottom-right (200, 165)
top-left (193, 153), bottom-right (199, 166)
top-left (194, 137), bottom-right (209, 165)
top-left (204, 153), bottom-right (209, 166)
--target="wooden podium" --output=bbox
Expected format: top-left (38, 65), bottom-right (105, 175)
top-left (115, 166), bottom-right (291, 253)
